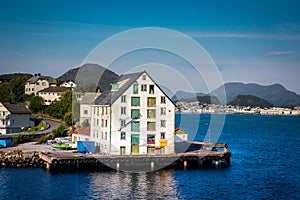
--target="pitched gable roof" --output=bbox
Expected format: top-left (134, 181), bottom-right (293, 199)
top-left (2, 102), bottom-right (31, 114)
top-left (27, 76), bottom-right (57, 84)
top-left (94, 71), bottom-right (176, 107)
top-left (80, 92), bottom-right (102, 104)
top-left (95, 72), bottom-right (144, 105)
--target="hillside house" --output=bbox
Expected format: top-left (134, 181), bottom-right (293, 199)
top-left (60, 80), bottom-right (77, 90)
top-left (25, 74), bottom-right (57, 95)
top-left (0, 102), bottom-right (34, 134)
top-left (89, 71), bottom-right (175, 155)
top-left (38, 86), bottom-right (69, 105)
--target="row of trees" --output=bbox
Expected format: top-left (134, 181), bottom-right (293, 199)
top-left (0, 74), bottom-right (32, 103)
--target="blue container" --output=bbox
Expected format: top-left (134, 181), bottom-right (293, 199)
top-left (77, 141), bottom-right (96, 153)
top-left (0, 139), bottom-right (12, 148)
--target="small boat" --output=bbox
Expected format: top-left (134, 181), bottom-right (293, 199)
top-left (51, 144), bottom-right (72, 149)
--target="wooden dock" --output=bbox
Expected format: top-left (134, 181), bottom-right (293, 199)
top-left (39, 142), bottom-right (231, 172)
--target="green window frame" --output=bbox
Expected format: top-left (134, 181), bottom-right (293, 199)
top-left (131, 97), bottom-right (140, 106)
top-left (131, 121), bottom-right (140, 132)
top-left (131, 134), bottom-right (140, 144)
top-left (133, 84), bottom-right (139, 94)
top-left (131, 109), bottom-right (140, 119)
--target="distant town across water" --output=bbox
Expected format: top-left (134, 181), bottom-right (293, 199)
top-left (176, 101), bottom-right (300, 115)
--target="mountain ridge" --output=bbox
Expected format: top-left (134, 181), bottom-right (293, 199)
top-left (57, 63), bottom-right (119, 91)
top-left (174, 82), bottom-right (300, 106)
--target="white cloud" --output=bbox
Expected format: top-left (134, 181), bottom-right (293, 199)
top-left (188, 32), bottom-right (300, 41)
top-left (266, 51), bottom-right (297, 56)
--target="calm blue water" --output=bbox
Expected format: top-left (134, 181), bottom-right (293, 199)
top-left (0, 114), bottom-right (299, 199)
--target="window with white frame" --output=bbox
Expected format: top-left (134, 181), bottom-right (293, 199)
top-left (161, 96), bottom-right (166, 104)
top-left (149, 85), bottom-right (154, 94)
top-left (121, 131), bottom-right (126, 140)
top-left (141, 84), bottom-right (147, 92)
top-left (121, 95), bottom-right (126, 103)
top-left (121, 120), bottom-right (126, 128)
top-left (161, 108), bottom-right (166, 115)
top-left (161, 120), bottom-right (166, 128)
top-left (121, 107), bottom-right (126, 115)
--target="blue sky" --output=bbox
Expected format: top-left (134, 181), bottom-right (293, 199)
top-left (0, 0), bottom-right (300, 94)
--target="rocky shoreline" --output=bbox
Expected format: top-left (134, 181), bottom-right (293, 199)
top-left (0, 151), bottom-right (45, 168)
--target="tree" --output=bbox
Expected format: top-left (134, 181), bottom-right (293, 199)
top-left (29, 96), bottom-right (45, 113)
top-left (63, 112), bottom-right (73, 126)
top-left (0, 74), bottom-right (32, 103)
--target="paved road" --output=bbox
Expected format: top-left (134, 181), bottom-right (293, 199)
top-left (0, 119), bottom-right (63, 139)
top-left (1, 119), bottom-right (67, 152)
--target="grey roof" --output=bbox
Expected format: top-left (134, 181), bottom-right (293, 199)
top-left (27, 76), bottom-right (57, 84)
top-left (95, 72), bottom-right (144, 105)
top-left (80, 92), bottom-right (102, 104)
top-left (2, 102), bottom-right (31, 114)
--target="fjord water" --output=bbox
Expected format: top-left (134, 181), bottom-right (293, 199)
top-left (0, 114), bottom-right (299, 199)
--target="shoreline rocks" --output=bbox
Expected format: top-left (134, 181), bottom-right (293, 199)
top-left (0, 152), bottom-right (45, 168)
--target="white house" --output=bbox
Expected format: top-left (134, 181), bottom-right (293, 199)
top-left (90, 71), bottom-right (175, 155)
top-left (60, 80), bottom-right (77, 89)
top-left (0, 102), bottom-right (34, 134)
top-left (72, 127), bottom-right (91, 145)
top-left (174, 127), bottom-right (188, 142)
top-left (25, 74), bottom-right (57, 95)
top-left (38, 86), bottom-right (69, 105)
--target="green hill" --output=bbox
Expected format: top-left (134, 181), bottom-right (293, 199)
top-left (228, 95), bottom-right (273, 108)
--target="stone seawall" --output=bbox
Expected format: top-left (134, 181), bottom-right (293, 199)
top-left (0, 152), bottom-right (45, 168)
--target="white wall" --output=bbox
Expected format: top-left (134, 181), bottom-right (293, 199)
top-left (25, 79), bottom-right (51, 95)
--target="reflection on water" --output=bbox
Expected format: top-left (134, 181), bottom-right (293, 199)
top-left (89, 170), bottom-right (178, 199)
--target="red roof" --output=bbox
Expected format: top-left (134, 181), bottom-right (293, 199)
top-left (74, 127), bottom-right (90, 136)
top-left (39, 86), bottom-right (69, 93)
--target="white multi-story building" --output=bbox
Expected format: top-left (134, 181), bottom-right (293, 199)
top-left (90, 71), bottom-right (175, 155)
top-left (0, 102), bottom-right (34, 134)
top-left (25, 74), bottom-right (57, 95)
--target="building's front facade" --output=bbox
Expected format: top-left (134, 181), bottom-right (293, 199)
top-left (25, 75), bottom-right (57, 95)
top-left (0, 102), bottom-right (34, 134)
top-left (90, 71), bottom-right (175, 155)
top-left (38, 86), bottom-right (69, 105)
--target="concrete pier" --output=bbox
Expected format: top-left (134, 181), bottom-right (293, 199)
top-left (39, 142), bottom-right (231, 172)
